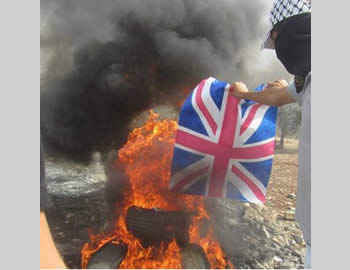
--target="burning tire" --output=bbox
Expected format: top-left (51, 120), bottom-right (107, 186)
top-left (126, 206), bottom-right (190, 246)
top-left (87, 242), bottom-right (127, 269)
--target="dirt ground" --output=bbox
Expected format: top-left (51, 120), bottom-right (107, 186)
top-left (266, 137), bottom-right (299, 216)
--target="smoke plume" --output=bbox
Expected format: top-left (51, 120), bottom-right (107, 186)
top-left (41, 0), bottom-right (289, 163)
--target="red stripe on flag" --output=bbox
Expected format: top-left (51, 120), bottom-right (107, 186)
top-left (171, 166), bottom-right (209, 192)
top-left (239, 103), bottom-right (262, 135)
top-left (196, 80), bottom-right (217, 135)
top-left (175, 129), bottom-right (221, 156)
top-left (231, 165), bottom-right (265, 202)
top-left (207, 158), bottom-right (229, 197)
top-left (218, 95), bottom-right (239, 146)
top-left (207, 95), bottom-right (239, 197)
top-left (230, 140), bottom-right (275, 160)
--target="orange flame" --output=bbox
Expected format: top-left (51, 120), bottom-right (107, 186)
top-left (81, 111), bottom-right (234, 269)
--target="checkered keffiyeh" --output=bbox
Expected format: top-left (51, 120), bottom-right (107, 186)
top-left (262, 0), bottom-right (311, 49)
top-left (270, 0), bottom-right (311, 27)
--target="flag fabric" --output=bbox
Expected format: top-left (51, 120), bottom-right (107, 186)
top-left (169, 77), bottom-right (278, 203)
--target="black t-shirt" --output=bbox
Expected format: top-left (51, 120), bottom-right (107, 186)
top-left (40, 143), bottom-right (52, 211)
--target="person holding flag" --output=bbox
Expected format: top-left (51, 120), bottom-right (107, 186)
top-left (230, 0), bottom-right (311, 268)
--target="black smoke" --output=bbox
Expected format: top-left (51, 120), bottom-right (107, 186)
top-left (41, 0), bottom-right (283, 163)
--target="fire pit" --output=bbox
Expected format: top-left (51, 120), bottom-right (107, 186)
top-left (87, 241), bottom-right (210, 269)
top-left (86, 206), bottom-right (210, 269)
top-left (81, 112), bottom-right (234, 269)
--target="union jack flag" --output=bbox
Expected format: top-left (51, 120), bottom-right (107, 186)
top-left (169, 77), bottom-right (277, 203)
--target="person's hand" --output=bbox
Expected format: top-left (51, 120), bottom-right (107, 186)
top-left (230, 82), bottom-right (249, 98)
top-left (266, 79), bottom-right (288, 88)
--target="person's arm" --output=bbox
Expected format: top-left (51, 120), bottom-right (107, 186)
top-left (40, 144), bottom-right (66, 269)
top-left (230, 80), bottom-right (296, 107)
top-left (40, 212), bottom-right (67, 269)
